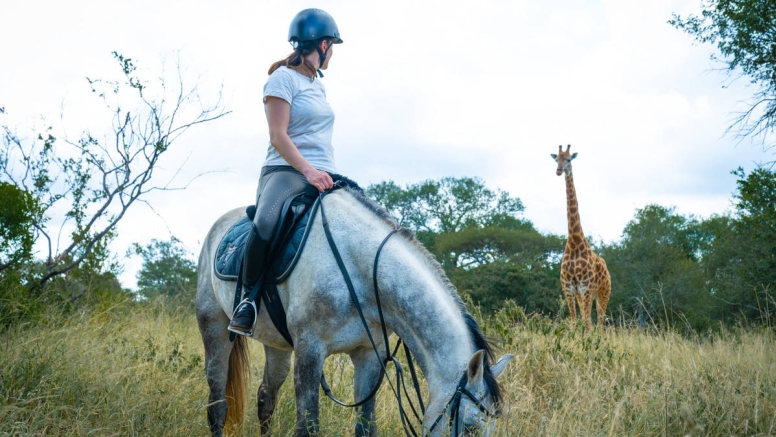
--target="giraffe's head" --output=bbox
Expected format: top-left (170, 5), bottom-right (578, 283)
top-left (550, 144), bottom-right (577, 176)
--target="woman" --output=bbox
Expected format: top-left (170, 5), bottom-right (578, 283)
top-left (228, 8), bottom-right (343, 336)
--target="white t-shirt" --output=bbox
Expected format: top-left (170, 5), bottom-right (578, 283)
top-left (262, 66), bottom-right (337, 173)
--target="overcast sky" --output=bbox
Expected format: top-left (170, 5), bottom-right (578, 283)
top-left (1, 0), bottom-right (772, 289)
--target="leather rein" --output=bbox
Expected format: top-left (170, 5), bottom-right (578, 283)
top-left (316, 184), bottom-right (498, 436)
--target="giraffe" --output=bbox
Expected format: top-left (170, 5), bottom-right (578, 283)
top-left (551, 144), bottom-right (611, 331)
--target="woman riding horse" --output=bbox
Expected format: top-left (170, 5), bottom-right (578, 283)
top-left (229, 8), bottom-right (343, 336)
top-left (197, 186), bottom-right (514, 436)
top-left (199, 8), bottom-right (514, 436)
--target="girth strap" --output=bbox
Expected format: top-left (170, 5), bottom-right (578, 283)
top-left (261, 283), bottom-right (293, 347)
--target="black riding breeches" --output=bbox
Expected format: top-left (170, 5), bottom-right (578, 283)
top-left (253, 166), bottom-right (310, 241)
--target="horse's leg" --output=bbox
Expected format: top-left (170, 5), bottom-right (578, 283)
top-left (196, 309), bottom-right (234, 437)
top-left (293, 340), bottom-right (326, 437)
top-left (258, 344), bottom-right (292, 436)
top-left (350, 347), bottom-right (383, 437)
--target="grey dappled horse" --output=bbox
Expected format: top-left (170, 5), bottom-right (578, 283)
top-left (196, 187), bottom-right (514, 436)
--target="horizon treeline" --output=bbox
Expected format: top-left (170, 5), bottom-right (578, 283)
top-left (2, 168), bottom-right (775, 332)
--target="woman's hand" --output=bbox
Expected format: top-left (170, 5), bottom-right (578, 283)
top-left (303, 167), bottom-right (334, 192)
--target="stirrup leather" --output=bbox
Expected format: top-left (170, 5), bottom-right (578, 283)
top-left (228, 298), bottom-right (258, 337)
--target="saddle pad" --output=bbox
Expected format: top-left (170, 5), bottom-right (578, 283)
top-left (213, 205), bottom-right (314, 283)
top-left (213, 215), bottom-right (253, 281)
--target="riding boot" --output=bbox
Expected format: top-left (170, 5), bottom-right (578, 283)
top-left (228, 226), bottom-right (271, 336)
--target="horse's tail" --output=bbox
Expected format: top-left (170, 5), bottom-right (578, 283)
top-left (225, 335), bottom-right (250, 435)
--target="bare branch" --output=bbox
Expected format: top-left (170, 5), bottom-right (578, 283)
top-left (1, 52), bottom-right (231, 290)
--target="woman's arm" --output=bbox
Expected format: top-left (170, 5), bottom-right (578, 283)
top-left (265, 96), bottom-right (334, 191)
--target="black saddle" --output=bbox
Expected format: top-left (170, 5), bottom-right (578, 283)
top-left (214, 183), bottom-right (320, 283)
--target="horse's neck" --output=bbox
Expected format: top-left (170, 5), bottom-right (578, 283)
top-left (327, 192), bottom-right (476, 407)
top-left (381, 241), bottom-right (474, 405)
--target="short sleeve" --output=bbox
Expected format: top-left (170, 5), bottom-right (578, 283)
top-left (263, 68), bottom-right (296, 104)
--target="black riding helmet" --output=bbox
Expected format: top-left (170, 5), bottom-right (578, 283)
top-left (288, 8), bottom-right (342, 76)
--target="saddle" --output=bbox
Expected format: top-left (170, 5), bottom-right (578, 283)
top-left (214, 175), bottom-right (361, 344)
top-left (214, 184), bottom-right (320, 283)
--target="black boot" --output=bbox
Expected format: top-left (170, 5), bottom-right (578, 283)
top-left (228, 227), bottom-right (271, 336)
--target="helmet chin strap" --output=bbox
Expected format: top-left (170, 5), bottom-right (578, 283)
top-left (316, 43), bottom-right (329, 78)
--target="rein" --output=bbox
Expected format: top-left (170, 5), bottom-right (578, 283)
top-left (318, 187), bottom-right (423, 436)
top-left (316, 185), bottom-right (497, 436)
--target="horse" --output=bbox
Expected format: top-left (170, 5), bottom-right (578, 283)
top-left (196, 185), bottom-right (514, 436)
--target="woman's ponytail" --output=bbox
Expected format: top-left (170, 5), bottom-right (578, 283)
top-left (268, 38), bottom-right (330, 79)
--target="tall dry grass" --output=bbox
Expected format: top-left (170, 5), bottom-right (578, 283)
top-left (1, 298), bottom-right (774, 436)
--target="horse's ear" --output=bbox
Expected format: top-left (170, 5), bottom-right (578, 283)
top-left (490, 354), bottom-right (514, 379)
top-left (550, 154), bottom-right (557, 160)
top-left (467, 350), bottom-right (485, 386)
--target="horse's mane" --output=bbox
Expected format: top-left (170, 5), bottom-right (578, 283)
top-left (342, 186), bottom-right (504, 406)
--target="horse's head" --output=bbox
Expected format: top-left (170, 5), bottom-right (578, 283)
top-left (430, 351), bottom-right (514, 436)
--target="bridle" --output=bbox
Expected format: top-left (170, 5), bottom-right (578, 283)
top-left (427, 371), bottom-right (500, 435)
top-left (316, 183), bottom-right (499, 436)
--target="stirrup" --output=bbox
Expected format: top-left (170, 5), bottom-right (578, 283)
top-left (228, 298), bottom-right (258, 337)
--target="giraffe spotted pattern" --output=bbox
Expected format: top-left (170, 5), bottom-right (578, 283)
top-left (551, 145), bottom-right (612, 331)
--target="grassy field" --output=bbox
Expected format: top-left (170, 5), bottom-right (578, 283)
top-left (1, 298), bottom-right (775, 436)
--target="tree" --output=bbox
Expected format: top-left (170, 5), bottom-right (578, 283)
top-left (434, 223), bottom-right (561, 269)
top-left (367, 177), bottom-right (524, 233)
top-left (694, 213), bottom-right (747, 322)
top-left (366, 177), bottom-right (526, 264)
top-left (132, 237), bottom-right (197, 300)
top-left (0, 182), bottom-right (37, 271)
top-left (718, 167), bottom-right (776, 321)
top-left (0, 52), bottom-right (229, 290)
top-left (453, 258), bottom-right (562, 316)
top-left (602, 205), bottom-right (711, 329)
top-left (670, 1), bottom-right (776, 150)
top-left (367, 177), bottom-right (564, 314)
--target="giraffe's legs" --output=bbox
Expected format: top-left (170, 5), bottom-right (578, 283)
top-left (578, 292), bottom-right (593, 331)
top-left (595, 297), bottom-right (606, 328)
top-left (565, 292), bottom-right (577, 320)
top-left (595, 284), bottom-right (611, 329)
top-left (593, 256), bottom-right (612, 329)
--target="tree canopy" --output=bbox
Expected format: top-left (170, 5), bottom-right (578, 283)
top-left (366, 169), bottom-right (776, 330)
top-left (132, 237), bottom-right (197, 300)
top-left (0, 182), bottom-right (37, 272)
top-left (670, 0), bottom-right (776, 150)
top-left (3, 167), bottom-right (776, 330)
top-left (367, 177), bottom-right (564, 315)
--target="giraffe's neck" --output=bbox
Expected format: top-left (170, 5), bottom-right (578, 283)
top-left (565, 169), bottom-right (588, 248)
